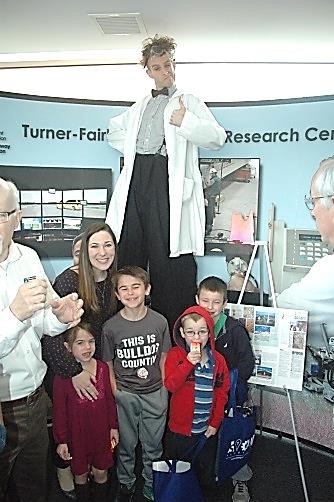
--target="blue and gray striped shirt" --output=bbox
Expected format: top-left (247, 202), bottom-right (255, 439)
top-left (191, 351), bottom-right (214, 435)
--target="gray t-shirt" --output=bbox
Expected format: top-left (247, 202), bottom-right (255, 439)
top-left (102, 308), bottom-right (171, 394)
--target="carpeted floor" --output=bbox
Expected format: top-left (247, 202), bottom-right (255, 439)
top-left (46, 431), bottom-right (333, 502)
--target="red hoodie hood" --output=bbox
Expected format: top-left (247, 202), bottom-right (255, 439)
top-left (173, 305), bottom-right (215, 352)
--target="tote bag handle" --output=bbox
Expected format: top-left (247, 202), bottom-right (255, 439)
top-left (164, 433), bottom-right (208, 473)
top-left (226, 368), bottom-right (239, 414)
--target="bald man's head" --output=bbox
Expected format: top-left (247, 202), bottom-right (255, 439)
top-left (0, 178), bottom-right (19, 210)
top-left (309, 157), bottom-right (334, 246)
top-left (0, 178), bottom-right (21, 262)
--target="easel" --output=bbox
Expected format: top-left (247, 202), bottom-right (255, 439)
top-left (236, 240), bottom-right (310, 502)
top-left (236, 240), bottom-right (277, 308)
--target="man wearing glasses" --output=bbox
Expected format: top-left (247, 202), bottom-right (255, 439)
top-left (106, 34), bottom-right (226, 328)
top-left (277, 156), bottom-right (334, 339)
top-left (0, 178), bottom-right (84, 502)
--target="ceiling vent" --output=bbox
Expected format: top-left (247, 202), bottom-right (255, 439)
top-left (90, 13), bottom-right (147, 36)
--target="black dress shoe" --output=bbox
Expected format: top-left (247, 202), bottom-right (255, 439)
top-left (61, 488), bottom-right (76, 500)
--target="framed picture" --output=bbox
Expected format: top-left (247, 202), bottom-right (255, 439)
top-left (199, 157), bottom-right (260, 256)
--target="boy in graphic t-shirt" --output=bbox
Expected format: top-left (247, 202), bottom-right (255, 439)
top-left (102, 266), bottom-right (171, 502)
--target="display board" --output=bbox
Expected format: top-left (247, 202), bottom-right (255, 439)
top-left (1, 91), bottom-right (334, 450)
top-left (0, 165), bottom-right (112, 257)
top-left (226, 303), bottom-right (308, 391)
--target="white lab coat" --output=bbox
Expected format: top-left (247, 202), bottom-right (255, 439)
top-left (277, 254), bottom-right (334, 345)
top-left (105, 90), bottom-right (226, 257)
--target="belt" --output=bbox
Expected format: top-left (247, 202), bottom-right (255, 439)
top-left (135, 152), bottom-right (167, 159)
top-left (2, 385), bottom-right (43, 407)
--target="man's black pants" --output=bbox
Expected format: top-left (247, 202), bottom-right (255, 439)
top-left (118, 153), bottom-right (197, 327)
top-left (0, 388), bottom-right (49, 502)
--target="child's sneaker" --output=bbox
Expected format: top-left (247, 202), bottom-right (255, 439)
top-left (232, 480), bottom-right (250, 502)
top-left (142, 483), bottom-right (154, 501)
top-left (116, 482), bottom-right (135, 502)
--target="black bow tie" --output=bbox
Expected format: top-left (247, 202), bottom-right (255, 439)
top-left (151, 87), bottom-right (169, 98)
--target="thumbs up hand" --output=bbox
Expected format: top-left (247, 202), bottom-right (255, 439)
top-left (169, 96), bottom-right (186, 127)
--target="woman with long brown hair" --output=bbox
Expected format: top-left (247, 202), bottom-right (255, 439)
top-left (42, 222), bottom-right (118, 500)
top-left (43, 222), bottom-right (118, 395)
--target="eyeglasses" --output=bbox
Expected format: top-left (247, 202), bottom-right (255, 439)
top-left (184, 329), bottom-right (209, 338)
top-left (304, 194), bottom-right (334, 210)
top-left (0, 209), bottom-right (17, 224)
top-left (143, 46), bottom-right (174, 67)
top-left (150, 45), bottom-right (165, 56)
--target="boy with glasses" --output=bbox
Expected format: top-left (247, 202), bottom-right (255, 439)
top-left (164, 305), bottom-right (230, 501)
top-left (197, 276), bottom-right (255, 502)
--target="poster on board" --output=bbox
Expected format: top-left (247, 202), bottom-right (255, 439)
top-left (225, 303), bottom-right (308, 391)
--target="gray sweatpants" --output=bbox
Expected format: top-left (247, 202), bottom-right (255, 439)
top-left (115, 386), bottom-right (168, 488)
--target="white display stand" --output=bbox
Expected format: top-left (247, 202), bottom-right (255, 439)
top-left (233, 240), bottom-right (310, 502)
top-left (236, 240), bottom-right (277, 308)
top-left (228, 241), bottom-right (308, 392)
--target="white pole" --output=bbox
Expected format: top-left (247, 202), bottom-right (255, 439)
top-left (285, 387), bottom-right (310, 502)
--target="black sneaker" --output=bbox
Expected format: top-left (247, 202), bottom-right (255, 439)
top-left (116, 483), bottom-right (135, 502)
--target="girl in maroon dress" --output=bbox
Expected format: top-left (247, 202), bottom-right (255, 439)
top-left (53, 323), bottom-right (119, 502)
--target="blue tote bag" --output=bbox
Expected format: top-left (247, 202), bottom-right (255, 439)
top-left (153, 436), bottom-right (207, 502)
top-left (216, 368), bottom-right (256, 483)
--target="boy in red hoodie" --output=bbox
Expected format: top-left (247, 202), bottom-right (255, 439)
top-left (164, 305), bottom-right (230, 500)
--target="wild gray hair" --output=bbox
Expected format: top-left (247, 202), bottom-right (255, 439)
top-left (312, 156), bottom-right (334, 209)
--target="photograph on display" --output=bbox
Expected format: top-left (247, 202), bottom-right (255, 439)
top-left (21, 217), bottom-right (42, 231)
top-left (0, 166), bottom-right (112, 257)
top-left (84, 188), bottom-right (108, 219)
top-left (199, 157), bottom-right (260, 257)
top-left (225, 302), bottom-right (308, 391)
top-left (21, 190), bottom-right (42, 217)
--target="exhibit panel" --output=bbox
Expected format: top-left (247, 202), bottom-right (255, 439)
top-left (0, 92), bottom-right (333, 450)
